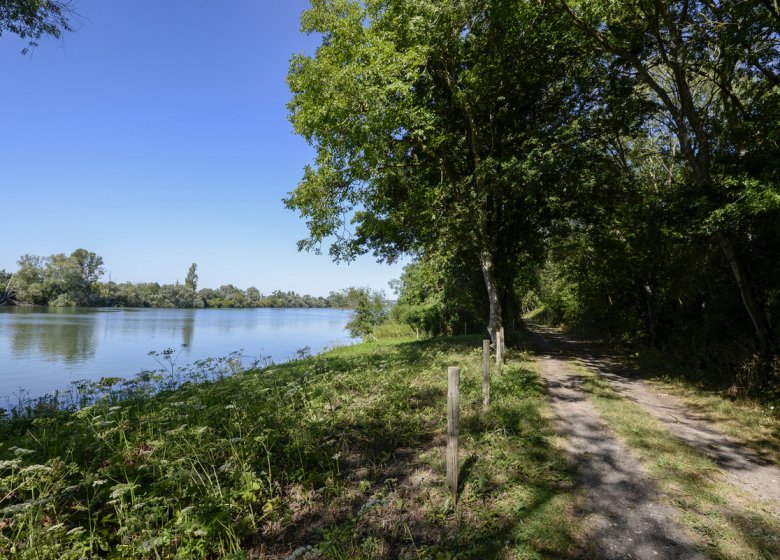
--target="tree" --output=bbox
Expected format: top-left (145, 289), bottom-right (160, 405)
top-left (346, 289), bottom-right (387, 338)
top-left (14, 254), bottom-right (47, 304)
top-left (1, 0), bottom-right (75, 53)
top-left (0, 269), bottom-right (14, 305)
top-left (70, 248), bottom-right (103, 285)
top-left (184, 263), bottom-right (199, 307)
top-left (556, 0), bottom-right (780, 372)
top-left (185, 263), bottom-right (198, 293)
top-left (392, 250), bottom-right (484, 337)
top-left (287, 0), bottom-right (593, 342)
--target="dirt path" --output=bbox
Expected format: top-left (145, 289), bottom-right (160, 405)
top-left (533, 333), bottom-right (706, 560)
top-left (534, 327), bottom-right (780, 517)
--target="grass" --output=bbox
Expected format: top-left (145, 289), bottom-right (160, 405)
top-left (0, 336), bottom-right (584, 559)
top-left (636, 371), bottom-right (780, 467)
top-left (574, 363), bottom-right (780, 560)
top-left (526, 316), bottom-right (780, 468)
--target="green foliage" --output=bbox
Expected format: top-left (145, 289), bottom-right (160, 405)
top-left (0, 0), bottom-right (74, 54)
top-left (12, 249), bottom-right (104, 307)
top-left (529, 128), bottom-right (780, 387)
top-left (391, 252), bottom-right (484, 337)
top-left (184, 263), bottom-right (199, 307)
top-left (0, 337), bottom-right (581, 558)
top-left (5, 250), bottom-right (376, 311)
top-left (545, 0), bottom-right (780, 383)
top-left (345, 288), bottom-right (386, 338)
top-left (287, 0), bottom-right (600, 338)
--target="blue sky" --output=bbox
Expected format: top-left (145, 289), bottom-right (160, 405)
top-left (0, 0), bottom-right (406, 296)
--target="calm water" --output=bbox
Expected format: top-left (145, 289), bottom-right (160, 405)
top-left (0, 307), bottom-right (355, 399)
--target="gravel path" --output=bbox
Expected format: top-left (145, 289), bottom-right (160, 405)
top-left (533, 333), bottom-right (706, 560)
top-left (535, 327), bottom-right (780, 517)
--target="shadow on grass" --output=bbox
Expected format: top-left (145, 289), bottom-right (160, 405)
top-left (528, 327), bottom-right (780, 559)
top-left (255, 335), bottom-right (584, 559)
top-left (0, 334), bottom-right (583, 559)
top-left (527, 324), bottom-right (780, 468)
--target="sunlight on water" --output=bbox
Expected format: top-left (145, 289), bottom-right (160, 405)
top-left (0, 307), bottom-right (354, 398)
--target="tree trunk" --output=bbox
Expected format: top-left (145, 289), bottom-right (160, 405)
top-left (480, 250), bottom-right (502, 345)
top-left (717, 233), bottom-right (774, 355)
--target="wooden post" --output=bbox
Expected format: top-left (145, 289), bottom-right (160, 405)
top-left (496, 327), bottom-right (503, 368)
top-left (500, 326), bottom-right (506, 365)
top-left (482, 339), bottom-right (490, 410)
top-left (446, 366), bottom-right (460, 502)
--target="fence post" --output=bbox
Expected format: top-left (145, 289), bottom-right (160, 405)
top-left (447, 366), bottom-right (460, 502)
top-left (500, 325), bottom-right (506, 365)
top-left (482, 339), bottom-right (490, 410)
top-left (496, 326), bottom-right (504, 369)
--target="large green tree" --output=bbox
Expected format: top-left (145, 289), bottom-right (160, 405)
top-left (287, 0), bottom-right (593, 341)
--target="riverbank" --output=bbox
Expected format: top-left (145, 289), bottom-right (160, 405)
top-left (0, 335), bottom-right (581, 559)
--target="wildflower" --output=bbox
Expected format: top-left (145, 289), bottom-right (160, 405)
top-left (10, 447), bottom-right (34, 456)
top-left (19, 464), bottom-right (51, 474)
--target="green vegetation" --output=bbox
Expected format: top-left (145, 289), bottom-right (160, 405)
top-left (1, 250), bottom-right (383, 311)
top-left (1, 0), bottom-right (74, 54)
top-left (286, 0), bottom-right (780, 393)
top-left (576, 364), bottom-right (780, 559)
top-left (633, 361), bottom-right (780, 466)
top-left (389, 256), bottom-right (484, 338)
top-left (5, 1), bottom-right (780, 553)
top-left (0, 336), bottom-right (583, 559)
top-left (344, 289), bottom-right (387, 338)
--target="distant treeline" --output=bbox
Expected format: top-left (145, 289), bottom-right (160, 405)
top-left (0, 249), bottom-right (376, 309)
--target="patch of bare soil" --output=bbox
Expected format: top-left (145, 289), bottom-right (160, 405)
top-left (533, 333), bottom-right (707, 560)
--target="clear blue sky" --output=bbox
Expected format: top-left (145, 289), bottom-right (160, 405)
top-left (0, 0), bottom-right (406, 296)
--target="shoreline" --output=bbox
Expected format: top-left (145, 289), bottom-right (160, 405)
top-left (0, 307), bottom-right (357, 403)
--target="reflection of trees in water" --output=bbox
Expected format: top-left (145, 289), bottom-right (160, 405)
top-left (180, 310), bottom-right (194, 349)
top-left (10, 315), bottom-right (97, 364)
top-left (115, 309), bottom-right (196, 354)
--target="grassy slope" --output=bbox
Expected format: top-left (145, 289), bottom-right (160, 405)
top-left (0, 336), bottom-right (583, 560)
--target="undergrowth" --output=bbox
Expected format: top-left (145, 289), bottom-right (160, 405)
top-left (0, 336), bottom-right (582, 559)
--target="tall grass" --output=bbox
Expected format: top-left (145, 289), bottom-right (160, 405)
top-left (0, 338), bottom-right (581, 559)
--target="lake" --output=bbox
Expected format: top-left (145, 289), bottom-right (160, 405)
top-left (0, 306), bottom-right (355, 399)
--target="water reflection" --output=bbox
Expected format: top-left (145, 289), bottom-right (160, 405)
top-left (7, 308), bottom-right (97, 363)
top-left (181, 310), bottom-right (195, 349)
top-left (0, 307), bottom-right (353, 397)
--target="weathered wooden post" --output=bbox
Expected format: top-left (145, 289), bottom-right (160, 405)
top-left (496, 326), bottom-right (504, 369)
top-left (482, 339), bottom-right (490, 410)
top-left (501, 326), bottom-right (506, 364)
top-left (447, 366), bottom-right (460, 502)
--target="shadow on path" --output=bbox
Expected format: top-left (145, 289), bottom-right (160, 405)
top-left (532, 332), bottom-right (707, 560)
top-left (530, 325), bottom-right (780, 515)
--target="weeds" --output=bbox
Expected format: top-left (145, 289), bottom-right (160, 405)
top-left (0, 337), bottom-right (582, 558)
